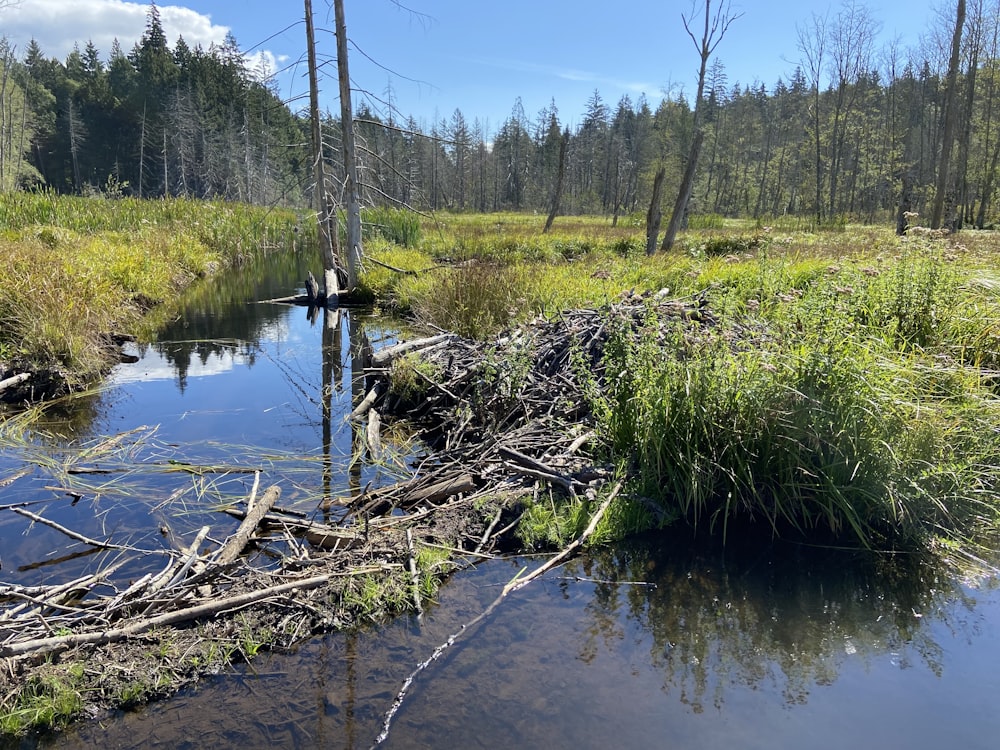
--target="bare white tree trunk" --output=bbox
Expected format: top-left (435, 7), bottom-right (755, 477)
top-left (304, 0), bottom-right (339, 300)
top-left (334, 0), bottom-right (363, 290)
top-left (660, 0), bottom-right (741, 251)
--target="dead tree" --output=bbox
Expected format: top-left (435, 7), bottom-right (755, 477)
top-left (646, 167), bottom-right (666, 255)
top-left (305, 0), bottom-right (340, 300)
top-left (334, 0), bottom-right (363, 290)
top-left (660, 0), bottom-right (741, 251)
top-left (543, 128), bottom-right (569, 233)
top-left (931, 0), bottom-right (967, 230)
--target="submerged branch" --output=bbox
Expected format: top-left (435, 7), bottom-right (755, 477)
top-left (371, 481), bottom-right (622, 747)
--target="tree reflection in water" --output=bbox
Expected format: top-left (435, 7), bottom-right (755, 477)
top-left (573, 531), bottom-right (974, 713)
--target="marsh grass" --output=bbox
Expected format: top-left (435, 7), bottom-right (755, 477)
top-left (373, 214), bottom-right (1000, 552)
top-left (594, 263), bottom-right (1000, 549)
top-left (0, 193), bottom-right (301, 383)
top-left (0, 664), bottom-right (84, 735)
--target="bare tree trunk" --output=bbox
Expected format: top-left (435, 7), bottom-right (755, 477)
top-left (931, 0), bottom-right (966, 230)
top-left (68, 99), bottom-right (83, 193)
top-left (661, 129), bottom-right (705, 250)
top-left (661, 0), bottom-right (740, 251)
top-left (646, 166), bottom-right (666, 255)
top-left (0, 48), bottom-right (8, 189)
top-left (543, 128), bottom-right (569, 233)
top-left (139, 102), bottom-right (146, 199)
top-left (334, 0), bottom-right (363, 290)
top-left (162, 128), bottom-right (169, 198)
top-left (305, 0), bottom-right (339, 300)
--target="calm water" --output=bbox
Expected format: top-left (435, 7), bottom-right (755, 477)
top-left (2, 250), bottom-right (999, 749)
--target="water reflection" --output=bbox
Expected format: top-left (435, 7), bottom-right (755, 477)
top-left (43, 534), bottom-right (1000, 750)
top-left (0, 245), bottom-right (406, 591)
top-left (574, 534), bottom-right (961, 712)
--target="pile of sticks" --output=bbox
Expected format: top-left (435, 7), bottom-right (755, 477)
top-left (0, 291), bottom-right (715, 665)
top-left (0, 479), bottom-right (388, 660)
top-left (347, 291), bottom-right (719, 539)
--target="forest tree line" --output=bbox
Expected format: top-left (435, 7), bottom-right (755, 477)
top-left (0, 1), bottom-right (997, 229)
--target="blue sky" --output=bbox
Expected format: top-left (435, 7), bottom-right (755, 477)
top-left (2, 0), bottom-right (944, 132)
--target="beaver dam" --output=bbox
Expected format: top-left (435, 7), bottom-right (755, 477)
top-left (1, 281), bottom-right (998, 743)
top-left (0, 291), bottom-right (685, 734)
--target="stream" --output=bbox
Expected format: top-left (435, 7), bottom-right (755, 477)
top-left (2, 249), bottom-right (999, 749)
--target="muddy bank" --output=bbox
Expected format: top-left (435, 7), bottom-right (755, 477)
top-left (0, 334), bottom-right (137, 407)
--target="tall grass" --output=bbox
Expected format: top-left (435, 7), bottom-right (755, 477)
top-left (591, 250), bottom-right (1000, 550)
top-left (370, 214), bottom-right (1000, 551)
top-left (0, 193), bottom-right (301, 381)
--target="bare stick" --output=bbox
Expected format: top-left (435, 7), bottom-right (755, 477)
top-left (567, 430), bottom-right (595, 456)
top-left (370, 334), bottom-right (457, 368)
top-left (162, 525), bottom-right (212, 590)
top-left (11, 508), bottom-right (148, 553)
top-left (366, 409), bottom-right (383, 460)
top-left (214, 485), bottom-right (281, 565)
top-left (0, 372), bottom-right (30, 394)
top-left (247, 470), bottom-right (261, 514)
top-left (474, 507), bottom-right (504, 555)
top-left (0, 467), bottom-right (32, 490)
top-left (406, 528), bottom-right (424, 624)
top-left (350, 385), bottom-right (381, 419)
top-left (371, 481), bottom-right (622, 748)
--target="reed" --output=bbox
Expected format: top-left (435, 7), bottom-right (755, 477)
top-left (0, 193), bottom-right (301, 385)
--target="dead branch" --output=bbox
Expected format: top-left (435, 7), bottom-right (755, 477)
top-left (0, 372), bottom-right (30, 394)
top-left (11, 508), bottom-right (157, 554)
top-left (370, 334), bottom-right (458, 368)
top-left (215, 485), bottom-right (281, 565)
top-left (370, 481), bottom-right (622, 748)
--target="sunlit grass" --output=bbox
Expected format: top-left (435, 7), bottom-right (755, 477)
top-left (365, 213), bottom-right (1000, 553)
top-left (0, 193), bottom-right (302, 383)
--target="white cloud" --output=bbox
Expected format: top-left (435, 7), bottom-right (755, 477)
top-left (0, 0), bottom-right (270, 69)
top-left (472, 56), bottom-right (656, 98)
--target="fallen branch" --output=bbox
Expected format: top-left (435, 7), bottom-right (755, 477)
top-left (350, 385), bottom-right (381, 419)
top-left (214, 486), bottom-right (281, 565)
top-left (365, 256), bottom-right (418, 276)
top-left (0, 372), bottom-right (31, 394)
top-left (370, 481), bottom-right (622, 747)
top-left (370, 334), bottom-right (457, 369)
top-left (11, 508), bottom-right (154, 553)
top-left (220, 507), bottom-right (365, 551)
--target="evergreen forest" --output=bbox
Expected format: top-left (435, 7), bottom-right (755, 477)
top-left (0, 2), bottom-right (995, 229)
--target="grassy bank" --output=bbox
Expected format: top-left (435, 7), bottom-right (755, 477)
top-left (0, 193), bottom-right (301, 392)
top-left (368, 214), bottom-right (1000, 556)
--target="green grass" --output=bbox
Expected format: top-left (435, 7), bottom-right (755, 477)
top-left (0, 193), bottom-right (301, 383)
top-left (367, 213), bottom-right (1000, 554)
top-left (0, 664), bottom-right (85, 735)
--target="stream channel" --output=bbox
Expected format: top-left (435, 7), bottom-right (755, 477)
top-left (2, 249), bottom-right (1000, 749)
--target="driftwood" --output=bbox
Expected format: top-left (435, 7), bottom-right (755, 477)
top-left (350, 384), bottom-right (381, 419)
top-left (0, 372), bottom-right (31, 394)
top-left (352, 472), bottom-right (477, 517)
top-left (370, 333), bottom-right (458, 369)
top-left (221, 507), bottom-right (365, 551)
top-left (11, 507), bottom-right (157, 554)
top-left (366, 409), bottom-right (383, 460)
top-left (215, 485), bottom-right (281, 564)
